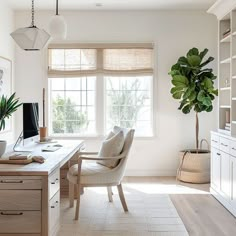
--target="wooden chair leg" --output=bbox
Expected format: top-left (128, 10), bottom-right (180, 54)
top-left (117, 183), bottom-right (128, 212)
top-left (75, 184), bottom-right (81, 220)
top-left (69, 182), bottom-right (74, 208)
top-left (107, 186), bottom-right (113, 202)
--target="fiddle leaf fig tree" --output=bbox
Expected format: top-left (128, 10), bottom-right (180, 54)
top-left (169, 48), bottom-right (218, 150)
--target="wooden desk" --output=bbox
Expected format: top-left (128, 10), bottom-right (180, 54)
top-left (0, 140), bottom-right (84, 236)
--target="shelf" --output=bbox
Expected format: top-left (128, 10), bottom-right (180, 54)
top-left (220, 34), bottom-right (231, 43)
top-left (232, 121), bottom-right (236, 124)
top-left (220, 87), bottom-right (231, 91)
top-left (220, 105), bottom-right (231, 108)
top-left (232, 75), bottom-right (236, 79)
top-left (232, 97), bottom-right (236, 100)
top-left (232, 55), bottom-right (236, 60)
top-left (232, 31), bottom-right (236, 36)
top-left (220, 58), bottom-right (231, 64)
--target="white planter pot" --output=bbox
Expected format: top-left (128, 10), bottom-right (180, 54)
top-left (177, 149), bottom-right (210, 184)
top-left (0, 141), bottom-right (7, 157)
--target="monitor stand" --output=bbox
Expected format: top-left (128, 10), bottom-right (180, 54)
top-left (13, 131), bottom-right (33, 152)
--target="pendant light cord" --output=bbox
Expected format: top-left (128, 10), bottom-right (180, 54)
top-left (31, 0), bottom-right (35, 27)
top-left (56, 0), bottom-right (59, 15)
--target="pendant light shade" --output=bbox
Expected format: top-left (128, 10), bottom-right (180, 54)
top-left (49, 0), bottom-right (67, 40)
top-left (10, 0), bottom-right (50, 51)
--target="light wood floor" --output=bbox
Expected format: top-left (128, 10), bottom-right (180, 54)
top-left (124, 177), bottom-right (236, 236)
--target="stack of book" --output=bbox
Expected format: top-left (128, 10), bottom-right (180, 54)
top-left (223, 28), bottom-right (231, 38)
top-left (225, 122), bottom-right (231, 131)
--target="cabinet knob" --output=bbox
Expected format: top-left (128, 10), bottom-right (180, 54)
top-left (217, 153), bottom-right (221, 156)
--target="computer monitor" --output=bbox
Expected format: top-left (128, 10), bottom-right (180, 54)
top-left (23, 103), bottom-right (39, 139)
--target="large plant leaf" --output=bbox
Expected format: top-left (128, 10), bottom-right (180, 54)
top-left (199, 49), bottom-right (208, 60)
top-left (187, 55), bottom-right (201, 67)
top-left (200, 56), bottom-right (214, 68)
top-left (187, 48), bottom-right (199, 57)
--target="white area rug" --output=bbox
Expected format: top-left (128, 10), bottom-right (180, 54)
top-left (59, 183), bottom-right (189, 236)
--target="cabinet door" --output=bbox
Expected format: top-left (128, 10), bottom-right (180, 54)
top-left (230, 157), bottom-right (236, 207)
top-left (221, 151), bottom-right (231, 199)
top-left (211, 147), bottom-right (221, 190)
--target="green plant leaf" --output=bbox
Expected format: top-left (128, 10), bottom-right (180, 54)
top-left (172, 91), bottom-right (183, 99)
top-left (197, 90), bottom-right (205, 102)
top-left (203, 77), bottom-right (213, 89)
top-left (206, 105), bottom-right (213, 112)
top-left (200, 57), bottom-right (214, 67)
top-left (182, 104), bottom-right (191, 114)
top-left (199, 49), bottom-right (208, 60)
top-left (187, 55), bottom-right (201, 67)
top-left (170, 87), bottom-right (183, 94)
top-left (187, 48), bottom-right (199, 57)
top-left (202, 96), bottom-right (212, 106)
top-left (189, 91), bottom-right (197, 101)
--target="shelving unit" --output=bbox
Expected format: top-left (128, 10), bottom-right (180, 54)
top-left (218, 10), bottom-right (236, 135)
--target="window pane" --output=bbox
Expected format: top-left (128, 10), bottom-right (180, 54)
top-left (49, 49), bottom-right (96, 71)
top-left (105, 76), bottom-right (152, 136)
top-left (50, 77), bottom-right (96, 135)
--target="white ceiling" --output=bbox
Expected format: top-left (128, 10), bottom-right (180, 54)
top-left (6, 0), bottom-right (216, 11)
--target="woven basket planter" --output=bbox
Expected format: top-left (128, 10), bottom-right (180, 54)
top-left (177, 149), bottom-right (210, 184)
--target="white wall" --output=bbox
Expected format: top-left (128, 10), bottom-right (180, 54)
top-left (14, 10), bottom-right (218, 176)
top-left (0, 2), bottom-right (15, 143)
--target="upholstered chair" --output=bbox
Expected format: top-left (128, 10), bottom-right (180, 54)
top-left (67, 126), bottom-right (135, 220)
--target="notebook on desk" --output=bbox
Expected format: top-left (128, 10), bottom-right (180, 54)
top-left (41, 146), bottom-right (61, 152)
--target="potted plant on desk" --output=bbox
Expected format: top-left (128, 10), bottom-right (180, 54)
top-left (0, 93), bottom-right (22, 156)
top-left (169, 48), bottom-right (218, 183)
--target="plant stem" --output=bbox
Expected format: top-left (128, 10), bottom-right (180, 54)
top-left (196, 112), bottom-right (199, 152)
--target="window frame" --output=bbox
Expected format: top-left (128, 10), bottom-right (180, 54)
top-left (47, 43), bottom-right (155, 138)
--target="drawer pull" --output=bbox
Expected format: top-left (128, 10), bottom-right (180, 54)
top-left (1, 212), bottom-right (23, 216)
top-left (0, 180), bottom-right (23, 184)
top-left (217, 153), bottom-right (221, 156)
top-left (232, 147), bottom-right (236, 150)
top-left (212, 140), bottom-right (218, 143)
top-left (51, 178), bottom-right (59, 185)
top-left (221, 143), bottom-right (228, 147)
top-left (51, 200), bottom-right (59, 208)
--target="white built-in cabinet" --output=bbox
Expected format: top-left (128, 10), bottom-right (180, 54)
top-left (208, 0), bottom-right (236, 217)
top-left (211, 132), bottom-right (236, 216)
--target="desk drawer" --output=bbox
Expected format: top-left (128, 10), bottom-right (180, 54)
top-left (49, 168), bottom-right (60, 199)
top-left (211, 134), bottom-right (219, 149)
top-left (220, 137), bottom-right (230, 153)
top-left (0, 211), bottom-right (41, 233)
top-left (49, 191), bottom-right (60, 233)
top-left (0, 190), bottom-right (41, 210)
top-left (0, 178), bottom-right (41, 190)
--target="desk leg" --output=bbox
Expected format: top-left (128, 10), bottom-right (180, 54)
top-left (42, 176), bottom-right (49, 236)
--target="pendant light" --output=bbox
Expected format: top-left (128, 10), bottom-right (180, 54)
top-left (49, 0), bottom-right (67, 40)
top-left (10, 0), bottom-right (51, 51)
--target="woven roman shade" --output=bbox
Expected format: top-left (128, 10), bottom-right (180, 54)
top-left (48, 43), bottom-right (154, 78)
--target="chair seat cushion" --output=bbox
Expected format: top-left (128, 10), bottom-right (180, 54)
top-left (69, 161), bottom-right (111, 176)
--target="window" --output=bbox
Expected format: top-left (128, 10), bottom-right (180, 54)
top-left (48, 44), bottom-right (154, 137)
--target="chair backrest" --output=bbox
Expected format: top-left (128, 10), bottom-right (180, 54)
top-left (112, 126), bottom-right (135, 181)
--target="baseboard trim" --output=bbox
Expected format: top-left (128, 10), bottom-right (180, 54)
top-left (125, 169), bottom-right (177, 176)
